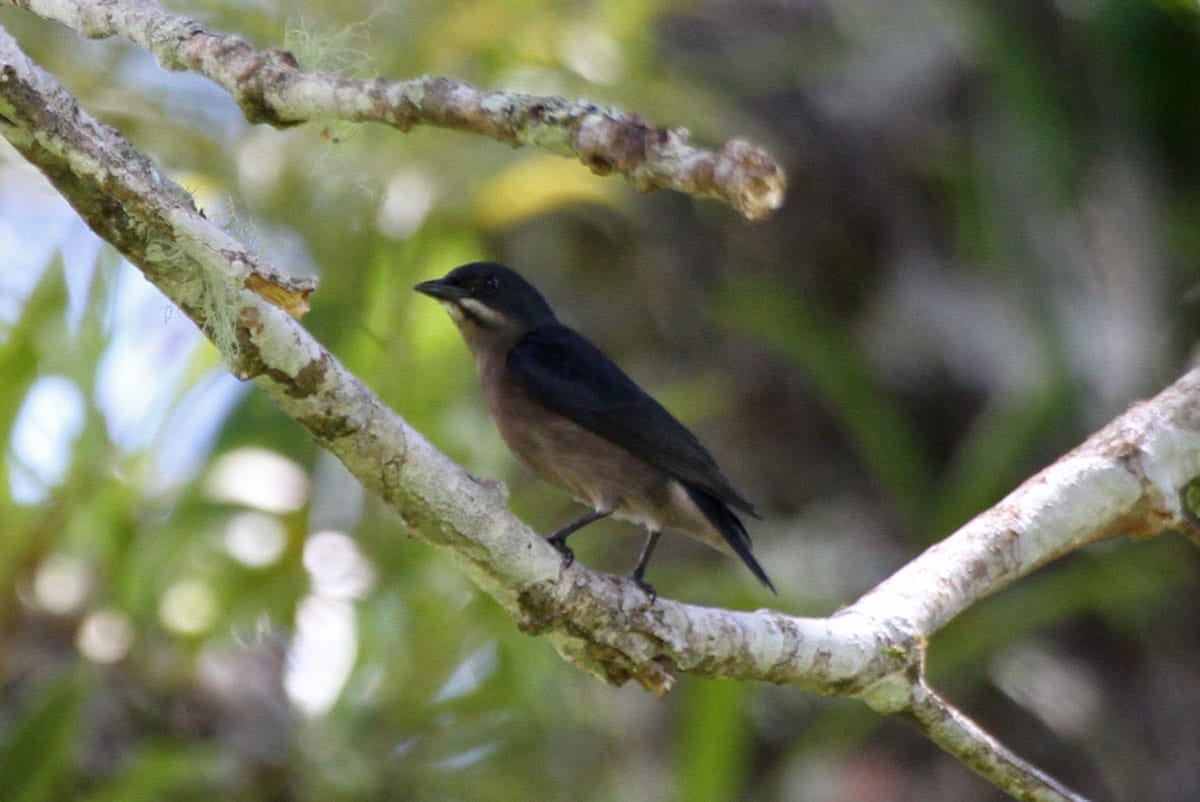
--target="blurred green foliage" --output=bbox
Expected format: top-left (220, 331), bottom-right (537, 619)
top-left (2, 1), bottom-right (1200, 801)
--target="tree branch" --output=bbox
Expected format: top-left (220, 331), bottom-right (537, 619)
top-left (3, 17), bottom-right (1197, 801)
top-left (6, 0), bottom-right (786, 220)
top-left (908, 681), bottom-right (1090, 802)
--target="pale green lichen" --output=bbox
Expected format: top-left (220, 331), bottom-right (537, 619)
top-left (199, 264), bottom-right (249, 363)
top-left (283, 13), bottom-right (375, 77)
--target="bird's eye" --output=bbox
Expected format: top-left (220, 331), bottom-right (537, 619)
top-left (480, 275), bottom-right (500, 295)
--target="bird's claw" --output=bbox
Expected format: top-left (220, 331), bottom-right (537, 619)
top-left (546, 535), bottom-right (574, 567)
top-left (629, 574), bottom-right (657, 604)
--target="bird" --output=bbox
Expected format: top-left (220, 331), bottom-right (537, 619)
top-left (414, 262), bottom-right (775, 599)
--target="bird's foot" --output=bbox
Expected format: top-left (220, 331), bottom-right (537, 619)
top-left (628, 573), bottom-right (657, 604)
top-left (545, 534), bottom-right (575, 567)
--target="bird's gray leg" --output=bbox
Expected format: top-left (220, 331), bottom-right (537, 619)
top-left (545, 508), bottom-right (614, 565)
top-left (629, 530), bottom-right (663, 601)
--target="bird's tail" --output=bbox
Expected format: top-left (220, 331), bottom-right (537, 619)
top-left (685, 486), bottom-right (776, 593)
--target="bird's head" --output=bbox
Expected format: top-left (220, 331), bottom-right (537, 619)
top-left (414, 263), bottom-right (557, 347)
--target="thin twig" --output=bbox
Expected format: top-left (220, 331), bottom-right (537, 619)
top-left (7, 0), bottom-right (787, 220)
top-left (908, 680), bottom-right (1091, 802)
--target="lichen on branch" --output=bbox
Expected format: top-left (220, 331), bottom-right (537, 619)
top-left (9, 0), bottom-right (787, 220)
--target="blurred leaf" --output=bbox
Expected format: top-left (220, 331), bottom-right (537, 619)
top-left (673, 679), bottom-right (752, 802)
top-left (475, 155), bottom-right (627, 229)
top-left (0, 669), bottom-right (85, 802)
top-left (80, 744), bottom-right (227, 802)
top-left (0, 264), bottom-right (72, 593)
top-left (0, 256), bottom-right (69, 495)
top-left (928, 383), bottom-right (1071, 538)
top-left (654, 370), bottom-right (736, 425)
top-left (971, 5), bottom-right (1083, 195)
top-left (721, 279), bottom-right (934, 532)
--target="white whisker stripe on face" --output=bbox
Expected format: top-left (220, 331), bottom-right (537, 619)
top-left (459, 298), bottom-right (507, 327)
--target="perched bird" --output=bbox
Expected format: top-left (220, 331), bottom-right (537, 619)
top-left (414, 262), bottom-right (775, 598)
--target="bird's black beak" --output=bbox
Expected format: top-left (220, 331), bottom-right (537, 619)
top-left (414, 277), bottom-right (468, 302)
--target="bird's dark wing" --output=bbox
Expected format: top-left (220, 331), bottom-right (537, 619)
top-left (507, 324), bottom-right (758, 516)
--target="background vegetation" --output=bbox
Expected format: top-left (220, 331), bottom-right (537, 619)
top-left (2, 1), bottom-right (1200, 799)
